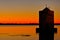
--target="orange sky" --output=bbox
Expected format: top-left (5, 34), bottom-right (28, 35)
top-left (0, 0), bottom-right (60, 23)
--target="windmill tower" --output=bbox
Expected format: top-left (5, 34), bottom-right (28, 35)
top-left (36, 6), bottom-right (57, 40)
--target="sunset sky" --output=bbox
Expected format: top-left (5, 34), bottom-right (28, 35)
top-left (0, 0), bottom-right (60, 23)
top-left (0, 0), bottom-right (60, 40)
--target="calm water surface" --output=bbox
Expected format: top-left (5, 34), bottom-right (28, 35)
top-left (54, 25), bottom-right (60, 40)
top-left (0, 25), bottom-right (59, 40)
top-left (0, 25), bottom-right (39, 40)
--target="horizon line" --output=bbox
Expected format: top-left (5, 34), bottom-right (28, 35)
top-left (0, 23), bottom-right (59, 25)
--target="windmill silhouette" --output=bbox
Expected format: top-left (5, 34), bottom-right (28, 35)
top-left (36, 6), bottom-right (57, 40)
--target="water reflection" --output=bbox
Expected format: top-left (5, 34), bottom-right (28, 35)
top-left (0, 25), bottom-right (60, 40)
top-left (0, 25), bottom-right (39, 40)
top-left (9, 34), bottom-right (31, 37)
top-left (54, 25), bottom-right (60, 40)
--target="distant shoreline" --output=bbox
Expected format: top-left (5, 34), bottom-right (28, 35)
top-left (0, 23), bottom-right (59, 25)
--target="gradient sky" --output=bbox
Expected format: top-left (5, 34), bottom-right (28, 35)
top-left (0, 0), bottom-right (60, 23)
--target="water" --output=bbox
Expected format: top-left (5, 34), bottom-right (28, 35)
top-left (54, 25), bottom-right (60, 40)
top-left (0, 25), bottom-right (59, 40)
top-left (0, 25), bottom-right (39, 40)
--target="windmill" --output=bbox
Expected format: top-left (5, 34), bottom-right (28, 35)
top-left (36, 6), bottom-right (57, 40)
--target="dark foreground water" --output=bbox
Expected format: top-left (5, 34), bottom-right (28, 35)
top-left (0, 25), bottom-right (59, 40)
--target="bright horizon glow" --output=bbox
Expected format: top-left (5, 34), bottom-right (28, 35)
top-left (0, 0), bottom-right (60, 23)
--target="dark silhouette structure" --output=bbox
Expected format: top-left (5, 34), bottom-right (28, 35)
top-left (36, 7), bottom-right (57, 40)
